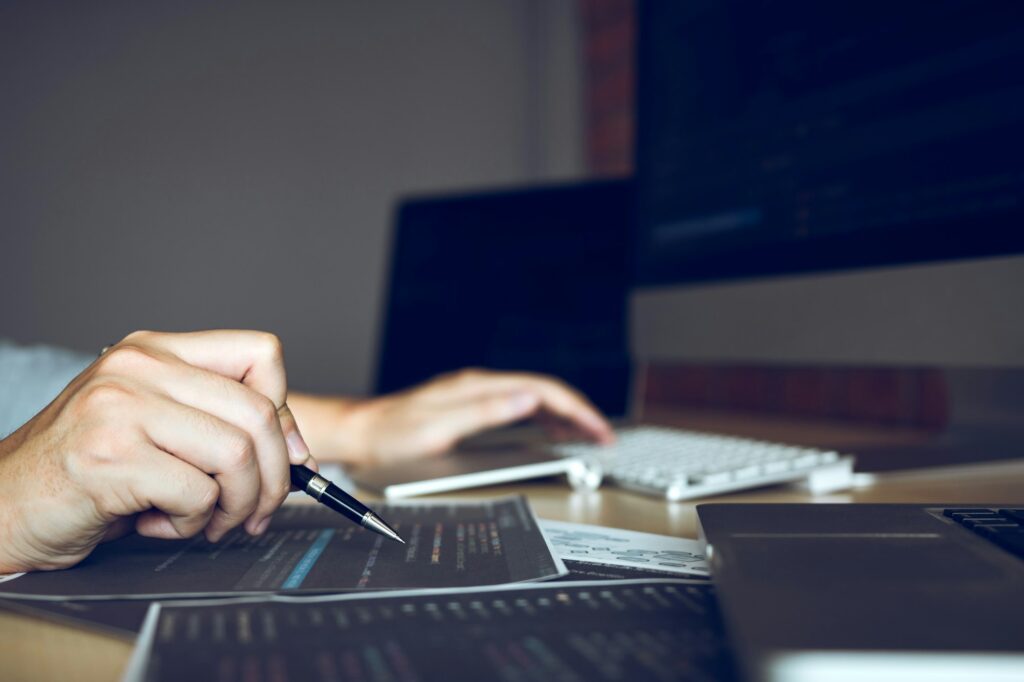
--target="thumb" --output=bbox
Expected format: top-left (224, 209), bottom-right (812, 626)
top-left (277, 403), bottom-right (318, 472)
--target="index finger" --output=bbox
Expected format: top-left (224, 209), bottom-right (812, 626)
top-left (120, 330), bottom-right (289, 408)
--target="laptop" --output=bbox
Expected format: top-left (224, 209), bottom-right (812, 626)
top-left (374, 180), bottom-right (634, 418)
top-left (353, 180), bottom-right (633, 497)
top-left (697, 503), bottom-right (1024, 682)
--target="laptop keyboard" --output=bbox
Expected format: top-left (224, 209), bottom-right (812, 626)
top-left (944, 508), bottom-right (1024, 560)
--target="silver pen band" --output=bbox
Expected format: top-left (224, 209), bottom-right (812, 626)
top-left (305, 474), bottom-right (330, 500)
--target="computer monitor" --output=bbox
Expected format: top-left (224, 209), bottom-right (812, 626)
top-left (632, 0), bottom-right (1024, 370)
top-left (376, 180), bottom-right (634, 417)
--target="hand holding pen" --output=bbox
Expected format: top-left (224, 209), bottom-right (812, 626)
top-left (0, 330), bottom-right (401, 575)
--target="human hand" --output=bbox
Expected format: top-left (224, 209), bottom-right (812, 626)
top-left (339, 369), bottom-right (614, 464)
top-left (0, 330), bottom-right (315, 573)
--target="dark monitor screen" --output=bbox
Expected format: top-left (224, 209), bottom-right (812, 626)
top-left (376, 180), bottom-right (634, 417)
top-left (635, 0), bottom-right (1024, 286)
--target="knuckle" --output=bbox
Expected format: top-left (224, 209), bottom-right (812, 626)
top-left (192, 478), bottom-right (220, 514)
top-left (249, 395), bottom-right (279, 431)
top-left (121, 329), bottom-right (155, 345)
top-left (221, 430), bottom-right (256, 471)
top-left (76, 380), bottom-right (135, 413)
top-left (96, 344), bottom-right (156, 375)
top-left (256, 332), bottom-right (284, 361)
top-left (477, 396), bottom-right (507, 423)
top-left (546, 375), bottom-right (573, 393)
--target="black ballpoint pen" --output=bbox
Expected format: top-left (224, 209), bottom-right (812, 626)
top-left (290, 464), bottom-right (405, 544)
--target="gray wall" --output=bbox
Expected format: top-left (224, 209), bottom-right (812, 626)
top-left (0, 0), bottom-right (586, 394)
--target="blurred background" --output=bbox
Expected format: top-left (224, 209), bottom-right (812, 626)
top-left (0, 0), bottom-right (633, 394)
top-left (3, 0), bottom-right (1022, 454)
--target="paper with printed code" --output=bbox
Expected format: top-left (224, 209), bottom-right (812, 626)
top-left (539, 519), bottom-right (708, 577)
top-left (0, 496), bottom-right (565, 600)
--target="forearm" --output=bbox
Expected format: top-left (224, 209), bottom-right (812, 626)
top-left (286, 392), bottom-right (378, 465)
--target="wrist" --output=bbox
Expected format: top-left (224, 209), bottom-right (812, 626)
top-left (327, 397), bottom-right (387, 465)
top-left (289, 393), bottom-right (385, 466)
top-left (0, 434), bottom-right (35, 573)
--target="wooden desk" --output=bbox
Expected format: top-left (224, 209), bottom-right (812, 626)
top-left (3, 414), bottom-right (1024, 682)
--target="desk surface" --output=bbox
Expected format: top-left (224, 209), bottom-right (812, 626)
top-left (3, 412), bottom-right (1023, 682)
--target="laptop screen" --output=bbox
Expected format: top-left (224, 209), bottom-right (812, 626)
top-left (376, 180), bottom-right (633, 417)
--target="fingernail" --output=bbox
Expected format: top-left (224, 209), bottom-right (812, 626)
top-left (286, 430), bottom-right (310, 464)
top-left (255, 516), bottom-right (271, 535)
top-left (510, 392), bottom-right (538, 415)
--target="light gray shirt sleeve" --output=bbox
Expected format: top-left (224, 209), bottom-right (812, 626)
top-left (0, 340), bottom-right (94, 437)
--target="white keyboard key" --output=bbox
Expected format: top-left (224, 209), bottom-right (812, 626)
top-left (792, 452), bottom-right (822, 469)
top-left (732, 465), bottom-right (763, 480)
top-left (763, 459), bottom-right (793, 474)
top-left (691, 471), bottom-right (732, 486)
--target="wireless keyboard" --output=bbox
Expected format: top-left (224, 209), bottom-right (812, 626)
top-left (553, 426), bottom-right (855, 501)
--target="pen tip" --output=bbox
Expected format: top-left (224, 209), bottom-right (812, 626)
top-left (362, 512), bottom-right (405, 545)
